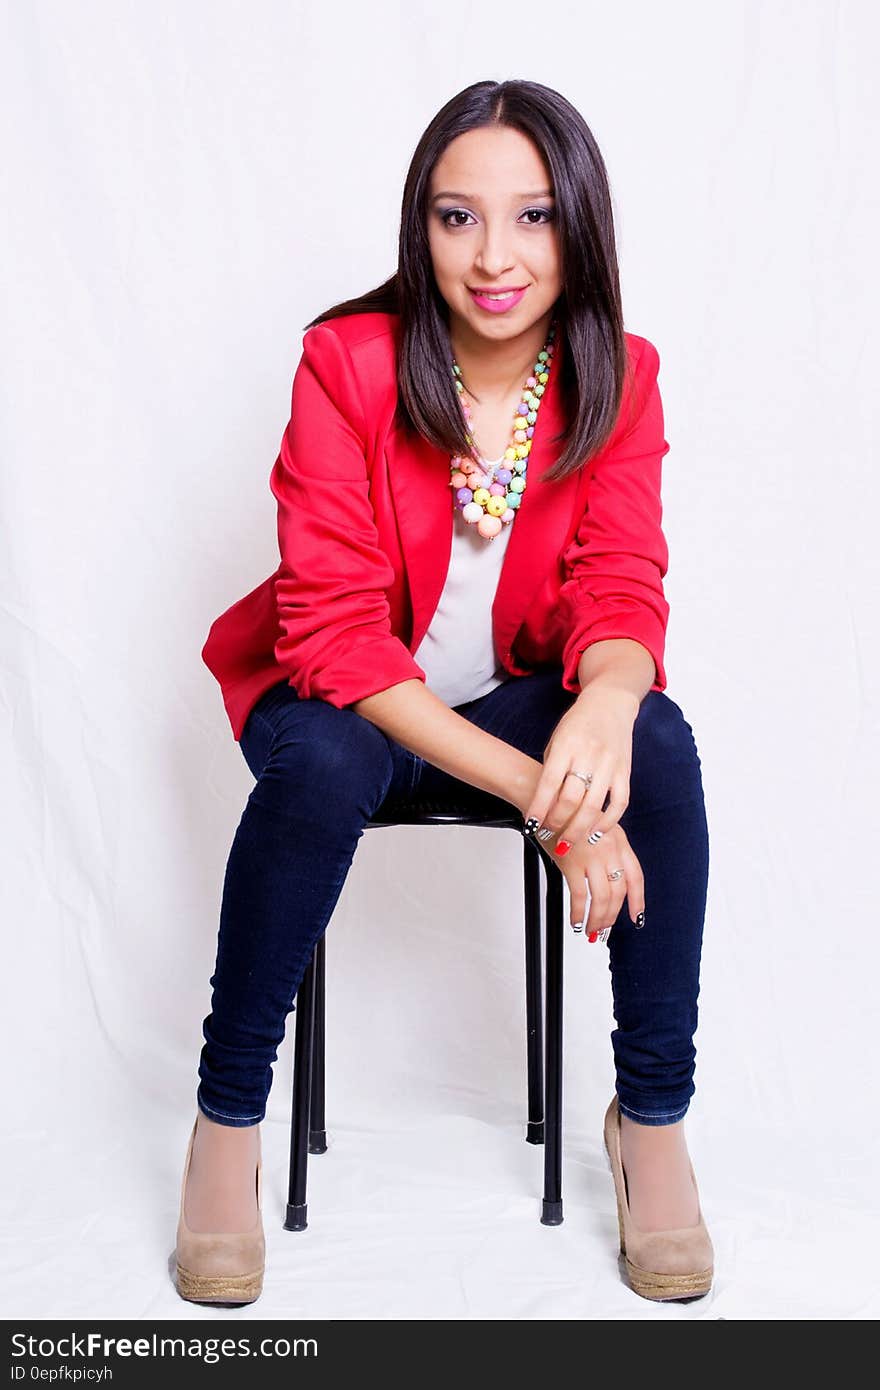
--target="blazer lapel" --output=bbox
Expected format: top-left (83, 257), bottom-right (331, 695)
top-left (387, 421), bottom-right (454, 654)
top-left (389, 332), bottom-right (576, 661)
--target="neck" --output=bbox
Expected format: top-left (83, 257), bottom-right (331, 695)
top-left (449, 310), bottom-right (554, 404)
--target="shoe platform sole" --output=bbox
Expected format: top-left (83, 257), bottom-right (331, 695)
top-left (176, 1262), bottom-right (263, 1305)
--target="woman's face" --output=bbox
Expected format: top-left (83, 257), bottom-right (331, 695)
top-left (427, 124), bottom-right (562, 347)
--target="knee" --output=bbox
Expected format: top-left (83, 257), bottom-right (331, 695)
top-left (628, 692), bottom-right (705, 812)
top-left (256, 704), bottom-right (395, 816)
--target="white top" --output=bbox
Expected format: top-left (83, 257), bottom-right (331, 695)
top-left (413, 454), bottom-right (513, 708)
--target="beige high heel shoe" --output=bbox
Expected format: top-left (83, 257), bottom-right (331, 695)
top-left (174, 1113), bottom-right (265, 1305)
top-left (603, 1096), bottom-right (713, 1302)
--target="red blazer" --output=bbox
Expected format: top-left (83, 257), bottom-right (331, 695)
top-left (202, 311), bottom-right (671, 741)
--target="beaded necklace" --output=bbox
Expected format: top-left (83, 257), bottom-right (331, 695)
top-left (448, 319), bottom-right (557, 541)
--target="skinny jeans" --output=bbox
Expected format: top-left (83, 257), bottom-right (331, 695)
top-left (196, 667), bottom-right (709, 1128)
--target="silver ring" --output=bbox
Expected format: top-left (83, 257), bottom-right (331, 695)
top-left (565, 769), bottom-right (593, 786)
top-left (606, 867), bottom-right (623, 882)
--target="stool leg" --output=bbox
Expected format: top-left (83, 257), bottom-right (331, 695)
top-left (541, 861), bottom-right (564, 1225)
top-left (523, 836), bottom-right (544, 1144)
top-left (284, 943), bottom-right (317, 1231)
top-left (309, 933), bottom-right (328, 1153)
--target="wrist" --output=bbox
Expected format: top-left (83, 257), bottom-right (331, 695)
top-left (507, 752), bottom-right (543, 819)
top-left (576, 677), bottom-right (641, 721)
top-left (500, 751), bottom-right (563, 848)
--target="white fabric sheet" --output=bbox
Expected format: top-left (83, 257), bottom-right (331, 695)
top-left (3, 0), bottom-right (879, 1321)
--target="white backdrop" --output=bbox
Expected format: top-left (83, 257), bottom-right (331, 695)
top-left (3, 0), bottom-right (878, 1322)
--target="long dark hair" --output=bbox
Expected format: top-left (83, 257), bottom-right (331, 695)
top-left (305, 78), bottom-right (637, 485)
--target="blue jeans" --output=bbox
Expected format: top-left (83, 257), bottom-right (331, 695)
top-left (196, 667), bottom-right (709, 1129)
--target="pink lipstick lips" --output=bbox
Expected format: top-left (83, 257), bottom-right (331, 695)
top-left (468, 286), bottom-right (528, 314)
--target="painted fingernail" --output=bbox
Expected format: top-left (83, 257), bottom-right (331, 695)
top-left (523, 817), bottom-right (540, 838)
top-left (555, 840), bottom-right (571, 856)
top-left (587, 931), bottom-right (598, 944)
top-left (536, 827), bottom-right (556, 842)
top-left (587, 830), bottom-right (603, 845)
top-left (634, 911), bottom-right (645, 929)
top-left (571, 920), bottom-right (584, 934)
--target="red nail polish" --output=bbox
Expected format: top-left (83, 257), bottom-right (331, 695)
top-left (556, 840), bottom-right (571, 856)
top-left (587, 931), bottom-right (598, 943)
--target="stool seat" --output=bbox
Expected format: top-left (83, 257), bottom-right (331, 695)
top-left (368, 794), bottom-right (520, 828)
top-left (284, 803), bottom-right (566, 1234)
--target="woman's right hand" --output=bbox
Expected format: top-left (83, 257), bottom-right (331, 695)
top-left (532, 820), bottom-right (645, 940)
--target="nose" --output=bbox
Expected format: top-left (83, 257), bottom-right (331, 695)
top-left (473, 220), bottom-right (517, 279)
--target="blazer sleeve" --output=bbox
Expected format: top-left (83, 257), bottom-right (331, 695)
top-left (270, 323), bottom-right (427, 707)
top-left (557, 337), bottom-right (671, 694)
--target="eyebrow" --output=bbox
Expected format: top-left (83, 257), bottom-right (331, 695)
top-left (430, 189), bottom-right (555, 201)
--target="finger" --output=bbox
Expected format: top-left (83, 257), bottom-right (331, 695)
top-left (584, 864), bottom-right (613, 937)
top-left (558, 794), bottom-right (619, 852)
top-left (568, 874), bottom-right (590, 932)
top-left (554, 758), bottom-right (619, 848)
top-left (602, 876), bottom-right (629, 934)
top-left (621, 844), bottom-right (646, 925)
top-left (588, 885), bottom-right (628, 943)
top-left (579, 771), bottom-right (630, 841)
top-left (538, 783), bottom-right (591, 846)
top-left (524, 759), bottom-right (586, 836)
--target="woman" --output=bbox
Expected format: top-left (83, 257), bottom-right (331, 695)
top-left (174, 78), bottom-right (713, 1308)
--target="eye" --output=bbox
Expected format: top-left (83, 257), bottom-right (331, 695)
top-left (439, 208), bottom-right (475, 228)
top-left (437, 206), bottom-right (556, 228)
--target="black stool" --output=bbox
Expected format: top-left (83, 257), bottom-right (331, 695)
top-left (283, 795), bottom-right (566, 1232)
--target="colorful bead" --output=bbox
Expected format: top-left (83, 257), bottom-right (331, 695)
top-left (449, 318), bottom-right (556, 540)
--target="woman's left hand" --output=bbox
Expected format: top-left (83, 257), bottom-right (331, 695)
top-left (523, 683), bottom-right (639, 851)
